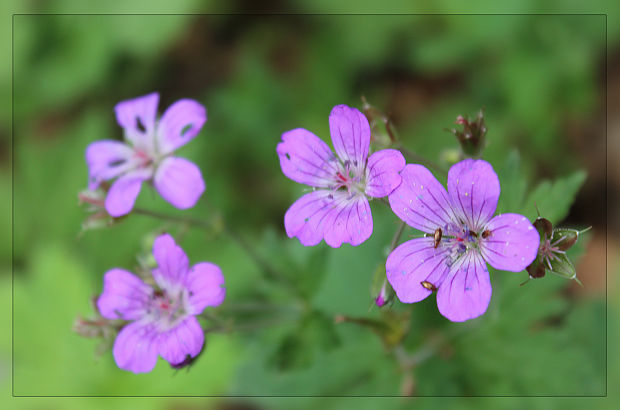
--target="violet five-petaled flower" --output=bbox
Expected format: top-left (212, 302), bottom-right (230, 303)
top-left (86, 92), bottom-right (207, 217)
top-left (386, 159), bottom-right (540, 322)
top-left (277, 104), bottom-right (406, 247)
top-left (97, 233), bottom-right (225, 373)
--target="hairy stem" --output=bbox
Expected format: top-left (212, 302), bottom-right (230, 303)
top-left (132, 206), bottom-right (295, 292)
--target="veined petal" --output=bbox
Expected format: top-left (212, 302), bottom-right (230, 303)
top-left (277, 128), bottom-right (340, 188)
top-left (436, 251), bottom-right (492, 322)
top-left (185, 262), bottom-right (226, 315)
top-left (388, 164), bottom-right (456, 234)
top-left (157, 316), bottom-right (204, 366)
top-left (480, 213), bottom-right (540, 272)
top-left (152, 233), bottom-right (190, 294)
top-left (365, 149), bottom-right (406, 198)
top-left (329, 105), bottom-right (370, 171)
top-left (115, 92), bottom-right (159, 151)
top-left (85, 140), bottom-right (135, 190)
top-left (156, 99), bottom-right (207, 156)
top-left (447, 159), bottom-right (500, 231)
top-left (284, 190), bottom-right (372, 248)
top-left (113, 320), bottom-right (159, 374)
top-left (154, 157), bottom-right (205, 210)
top-left (97, 268), bottom-right (152, 320)
top-left (324, 193), bottom-right (372, 247)
top-left (386, 237), bottom-right (451, 304)
top-left (104, 168), bottom-right (152, 217)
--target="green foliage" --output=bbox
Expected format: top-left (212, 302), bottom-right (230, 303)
top-left (269, 310), bottom-right (340, 371)
top-left (7, 9), bottom-right (606, 404)
top-left (523, 171), bottom-right (587, 223)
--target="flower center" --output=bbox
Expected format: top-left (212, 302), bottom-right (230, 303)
top-left (333, 161), bottom-right (364, 194)
top-left (147, 289), bottom-right (187, 330)
top-left (439, 223), bottom-right (485, 266)
top-left (133, 148), bottom-right (154, 168)
top-left (538, 234), bottom-right (565, 270)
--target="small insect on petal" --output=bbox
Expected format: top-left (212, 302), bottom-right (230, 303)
top-left (481, 229), bottom-right (491, 239)
top-left (421, 281), bottom-right (437, 291)
top-left (433, 228), bottom-right (443, 249)
top-left (170, 352), bottom-right (202, 370)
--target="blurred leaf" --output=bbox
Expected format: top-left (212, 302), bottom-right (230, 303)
top-left (522, 170), bottom-right (587, 223)
top-left (269, 311), bottom-right (340, 371)
top-left (496, 150), bottom-right (527, 214)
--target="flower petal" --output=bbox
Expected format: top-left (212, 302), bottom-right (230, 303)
top-left (480, 213), bottom-right (540, 272)
top-left (154, 157), bottom-right (205, 209)
top-left (152, 233), bottom-right (189, 294)
top-left (85, 140), bottom-right (135, 190)
top-left (156, 99), bottom-right (207, 155)
top-left (185, 262), bottom-right (226, 315)
top-left (115, 92), bottom-right (159, 151)
top-left (277, 128), bottom-right (340, 188)
top-left (157, 316), bottom-right (204, 366)
top-left (447, 159), bottom-right (500, 231)
top-left (436, 252), bottom-right (492, 322)
top-left (386, 237), bottom-right (452, 303)
top-left (104, 169), bottom-right (152, 217)
top-left (284, 190), bottom-right (372, 248)
top-left (388, 164), bottom-right (456, 234)
top-left (97, 268), bottom-right (152, 320)
top-left (365, 149), bottom-right (406, 198)
top-left (113, 321), bottom-right (159, 373)
top-left (329, 105), bottom-right (370, 170)
top-left (323, 193), bottom-right (373, 248)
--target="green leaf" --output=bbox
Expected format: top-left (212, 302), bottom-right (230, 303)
top-left (522, 170), bottom-right (587, 223)
top-left (269, 310), bottom-right (340, 371)
top-left (496, 150), bottom-right (527, 214)
top-left (297, 245), bottom-right (330, 298)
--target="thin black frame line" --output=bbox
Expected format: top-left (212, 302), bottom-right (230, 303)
top-left (10, 12), bottom-right (609, 398)
top-left (11, 11), bottom-right (15, 400)
top-left (604, 13), bottom-right (609, 399)
top-left (9, 395), bottom-right (609, 398)
top-left (11, 13), bottom-right (608, 16)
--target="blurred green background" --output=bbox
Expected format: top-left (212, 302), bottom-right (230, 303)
top-left (3, 2), bottom-right (619, 410)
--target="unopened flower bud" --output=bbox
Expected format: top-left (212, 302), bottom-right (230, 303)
top-left (361, 96), bottom-right (397, 149)
top-left (450, 109), bottom-right (486, 158)
top-left (371, 263), bottom-right (395, 308)
top-left (78, 188), bottom-right (122, 234)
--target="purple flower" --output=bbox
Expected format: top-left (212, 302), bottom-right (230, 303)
top-left (86, 93), bottom-right (207, 217)
top-left (277, 105), bottom-right (405, 247)
top-left (97, 233), bottom-right (225, 373)
top-left (386, 159), bottom-right (540, 322)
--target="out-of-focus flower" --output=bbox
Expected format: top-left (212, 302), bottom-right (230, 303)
top-left (277, 104), bottom-right (405, 248)
top-left (97, 233), bottom-right (225, 373)
top-left (386, 159), bottom-right (539, 322)
top-left (86, 93), bottom-right (207, 217)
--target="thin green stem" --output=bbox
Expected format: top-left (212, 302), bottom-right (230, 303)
top-left (396, 143), bottom-right (448, 176)
top-left (132, 207), bottom-right (212, 229)
top-left (390, 221), bottom-right (407, 251)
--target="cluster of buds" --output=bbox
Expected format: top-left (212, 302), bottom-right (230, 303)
top-left (77, 186), bottom-right (120, 234)
top-left (73, 297), bottom-right (125, 357)
top-left (450, 110), bottom-right (487, 158)
top-left (361, 96), bottom-right (398, 150)
top-left (525, 216), bottom-right (590, 285)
